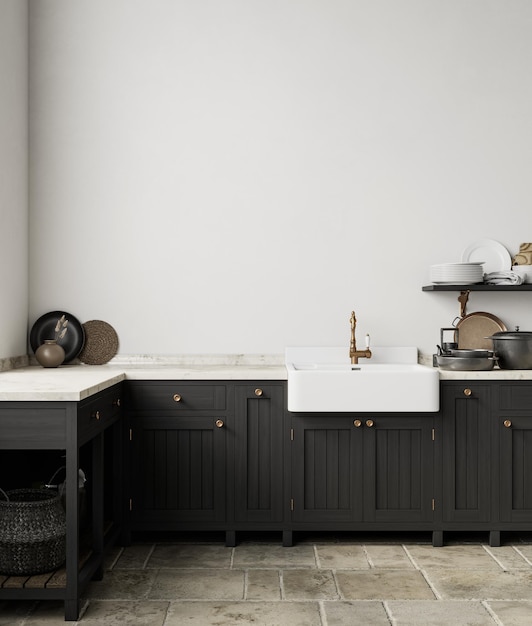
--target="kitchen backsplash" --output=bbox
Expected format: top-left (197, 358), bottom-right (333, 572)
top-left (0, 355), bottom-right (29, 372)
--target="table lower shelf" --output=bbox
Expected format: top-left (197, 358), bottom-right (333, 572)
top-left (0, 521), bottom-right (118, 594)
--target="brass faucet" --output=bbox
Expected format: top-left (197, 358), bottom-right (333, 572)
top-left (349, 311), bottom-right (372, 364)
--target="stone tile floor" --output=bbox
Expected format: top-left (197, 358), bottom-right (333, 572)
top-left (2, 532), bottom-right (532, 625)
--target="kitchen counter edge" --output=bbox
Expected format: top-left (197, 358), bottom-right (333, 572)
top-left (2, 361), bottom-right (532, 402)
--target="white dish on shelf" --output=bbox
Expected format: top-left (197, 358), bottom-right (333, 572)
top-left (462, 239), bottom-right (511, 274)
top-left (432, 281), bottom-right (483, 285)
top-left (430, 262), bottom-right (484, 284)
top-left (430, 262), bottom-right (485, 266)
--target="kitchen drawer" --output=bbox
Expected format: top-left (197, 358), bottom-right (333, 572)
top-left (498, 384), bottom-right (532, 411)
top-left (127, 382), bottom-right (226, 412)
top-left (78, 385), bottom-right (123, 440)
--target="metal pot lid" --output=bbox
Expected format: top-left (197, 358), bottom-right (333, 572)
top-left (487, 331), bottom-right (532, 339)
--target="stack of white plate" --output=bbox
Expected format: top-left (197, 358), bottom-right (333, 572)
top-left (430, 262), bottom-right (484, 285)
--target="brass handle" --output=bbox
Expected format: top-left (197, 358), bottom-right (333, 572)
top-left (366, 419), bottom-right (374, 428)
top-left (504, 419), bottom-right (512, 428)
top-left (464, 388), bottom-right (472, 397)
top-left (215, 419), bottom-right (224, 428)
top-left (92, 411), bottom-right (101, 421)
top-left (173, 394), bottom-right (182, 402)
top-left (353, 419), bottom-right (362, 428)
top-left (254, 388), bottom-right (263, 397)
top-left (113, 398), bottom-right (121, 407)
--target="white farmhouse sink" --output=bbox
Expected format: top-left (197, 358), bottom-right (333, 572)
top-left (286, 347), bottom-right (439, 413)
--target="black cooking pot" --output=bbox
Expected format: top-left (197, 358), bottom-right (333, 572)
top-left (486, 332), bottom-right (532, 369)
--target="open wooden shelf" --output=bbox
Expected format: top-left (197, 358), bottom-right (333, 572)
top-left (423, 284), bottom-right (532, 291)
top-left (0, 521), bottom-right (117, 592)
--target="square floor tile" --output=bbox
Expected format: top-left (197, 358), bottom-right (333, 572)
top-left (114, 544), bottom-right (154, 569)
top-left (487, 600), bottom-right (532, 625)
top-left (425, 569), bottom-right (532, 600)
top-left (365, 544), bottom-right (415, 569)
top-left (147, 543), bottom-right (231, 568)
top-left (315, 544), bottom-right (369, 569)
top-left (388, 600), bottom-right (496, 625)
top-left (282, 569), bottom-right (339, 600)
top-left (233, 543), bottom-right (316, 569)
top-left (164, 600), bottom-right (322, 625)
top-left (148, 568), bottom-right (244, 600)
top-left (407, 545), bottom-right (501, 570)
top-left (323, 600), bottom-right (390, 625)
top-left (87, 570), bottom-right (157, 600)
top-left (336, 570), bottom-right (435, 600)
top-left (485, 546), bottom-right (532, 570)
top-left (77, 600), bottom-right (169, 625)
top-left (246, 569), bottom-right (281, 600)
top-left (510, 544), bottom-right (532, 565)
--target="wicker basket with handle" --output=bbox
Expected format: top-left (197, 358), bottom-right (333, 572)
top-left (0, 487), bottom-right (66, 576)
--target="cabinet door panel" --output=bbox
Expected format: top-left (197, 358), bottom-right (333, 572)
top-left (234, 385), bottom-right (284, 523)
top-left (441, 384), bottom-right (491, 523)
top-left (291, 417), bottom-right (361, 522)
top-left (365, 416), bottom-right (433, 523)
top-left (499, 415), bottom-right (532, 522)
top-left (133, 416), bottom-right (226, 524)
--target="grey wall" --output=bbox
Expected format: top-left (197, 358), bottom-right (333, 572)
top-left (22, 1), bottom-right (532, 357)
top-left (0, 0), bottom-right (28, 360)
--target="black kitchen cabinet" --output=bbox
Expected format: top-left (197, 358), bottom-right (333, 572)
top-left (497, 383), bottom-right (532, 525)
top-left (232, 384), bottom-right (285, 525)
top-left (127, 382), bottom-right (228, 530)
top-left (290, 412), bottom-right (434, 531)
top-left (437, 380), bottom-right (532, 546)
top-left (124, 377), bottom-right (532, 548)
top-left (0, 384), bottom-right (124, 621)
top-left (126, 381), bottom-right (287, 545)
top-left (439, 383), bottom-right (492, 526)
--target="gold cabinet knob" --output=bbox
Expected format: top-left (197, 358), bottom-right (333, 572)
top-left (215, 419), bottom-right (224, 428)
top-left (464, 388), bottom-right (472, 397)
top-left (254, 388), bottom-right (263, 397)
top-left (353, 419), bottom-right (362, 428)
top-left (92, 411), bottom-right (101, 421)
top-left (366, 419), bottom-right (374, 428)
top-left (504, 419), bottom-right (512, 428)
top-left (113, 398), bottom-right (121, 407)
top-left (173, 394), bottom-right (182, 402)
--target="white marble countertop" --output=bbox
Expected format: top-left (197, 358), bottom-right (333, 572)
top-left (0, 356), bottom-right (288, 401)
top-left (438, 368), bottom-right (532, 380)
top-left (1, 354), bottom-right (532, 401)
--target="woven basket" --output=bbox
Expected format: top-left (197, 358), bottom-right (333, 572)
top-left (0, 488), bottom-right (66, 576)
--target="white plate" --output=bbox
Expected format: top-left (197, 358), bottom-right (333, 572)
top-left (431, 262), bottom-right (485, 267)
top-left (432, 280), bottom-right (483, 285)
top-left (461, 239), bottom-right (512, 274)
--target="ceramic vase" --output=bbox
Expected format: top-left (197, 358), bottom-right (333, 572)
top-left (35, 340), bottom-right (65, 368)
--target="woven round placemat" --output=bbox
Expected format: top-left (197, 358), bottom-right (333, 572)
top-left (78, 320), bottom-right (119, 365)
